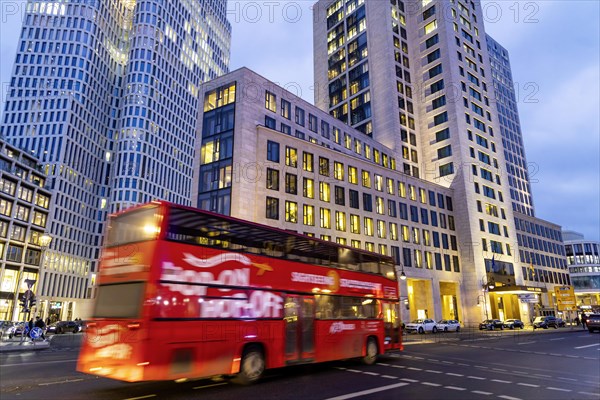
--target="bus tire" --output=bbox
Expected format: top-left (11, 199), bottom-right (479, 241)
top-left (362, 337), bottom-right (378, 365)
top-left (232, 345), bottom-right (265, 385)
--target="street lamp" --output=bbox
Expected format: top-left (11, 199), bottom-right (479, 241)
top-left (399, 264), bottom-right (406, 281)
top-left (38, 233), bottom-right (52, 321)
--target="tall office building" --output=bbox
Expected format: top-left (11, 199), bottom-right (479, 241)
top-left (0, 0), bottom-right (231, 319)
top-left (486, 34), bottom-right (534, 217)
top-left (313, 0), bottom-right (567, 322)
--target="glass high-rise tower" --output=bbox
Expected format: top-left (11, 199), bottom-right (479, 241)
top-left (0, 0), bottom-right (231, 319)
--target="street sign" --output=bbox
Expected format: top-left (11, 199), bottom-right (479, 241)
top-left (554, 286), bottom-right (576, 311)
top-left (30, 327), bottom-right (42, 339)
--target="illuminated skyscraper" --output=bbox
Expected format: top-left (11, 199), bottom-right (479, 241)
top-left (0, 0), bottom-right (231, 319)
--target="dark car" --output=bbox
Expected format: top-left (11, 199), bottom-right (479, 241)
top-left (47, 320), bottom-right (80, 334)
top-left (533, 316), bottom-right (558, 329)
top-left (586, 314), bottom-right (600, 333)
top-left (479, 319), bottom-right (504, 330)
top-left (503, 319), bottom-right (525, 329)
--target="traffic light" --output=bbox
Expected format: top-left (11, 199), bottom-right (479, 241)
top-left (19, 296), bottom-right (29, 312)
top-left (29, 296), bottom-right (36, 309)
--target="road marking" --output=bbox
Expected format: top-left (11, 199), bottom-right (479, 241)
top-left (407, 367), bottom-right (422, 371)
top-left (38, 378), bottom-right (84, 386)
top-left (492, 368), bottom-right (506, 372)
top-left (362, 371), bottom-right (379, 376)
top-left (491, 379), bottom-right (512, 384)
top-left (517, 383), bottom-right (539, 388)
top-left (579, 391), bottom-right (600, 396)
top-left (400, 378), bottom-right (419, 383)
top-left (192, 382), bottom-right (227, 390)
top-left (425, 369), bottom-right (443, 374)
top-left (444, 386), bottom-right (466, 391)
top-left (467, 376), bottom-right (486, 380)
top-left (346, 369), bottom-right (362, 373)
top-left (457, 363), bottom-right (470, 367)
top-left (378, 363), bottom-right (390, 366)
top-left (517, 341), bottom-right (536, 345)
top-left (3, 359), bottom-right (78, 368)
top-left (325, 383), bottom-right (410, 400)
top-left (574, 343), bottom-right (600, 349)
top-left (471, 390), bottom-right (493, 395)
top-left (446, 372), bottom-right (463, 377)
top-left (421, 381), bottom-right (441, 387)
top-left (381, 375), bottom-right (397, 379)
top-left (549, 353), bottom-right (562, 356)
top-left (534, 374), bottom-right (551, 378)
top-left (122, 396), bottom-right (156, 400)
top-left (498, 396), bottom-right (522, 400)
top-left (547, 387), bottom-right (571, 392)
top-left (475, 365), bottom-right (489, 369)
top-left (549, 337), bottom-right (564, 341)
top-left (390, 365), bottom-right (406, 368)
top-left (557, 377), bottom-right (577, 382)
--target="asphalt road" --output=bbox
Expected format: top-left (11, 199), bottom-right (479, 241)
top-left (1, 329), bottom-right (599, 400)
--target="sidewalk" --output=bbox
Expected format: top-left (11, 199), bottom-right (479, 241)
top-left (0, 336), bottom-right (50, 352)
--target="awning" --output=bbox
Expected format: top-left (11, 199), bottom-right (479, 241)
top-left (488, 285), bottom-right (547, 294)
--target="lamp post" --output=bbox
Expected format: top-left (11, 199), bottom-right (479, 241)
top-left (399, 264), bottom-right (406, 281)
top-left (38, 233), bottom-right (52, 322)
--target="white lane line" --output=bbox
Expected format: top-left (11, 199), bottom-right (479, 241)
top-left (362, 371), bottom-right (379, 376)
top-left (381, 375), bottom-right (397, 379)
top-left (407, 367), bottom-right (422, 371)
top-left (457, 363), bottom-right (470, 367)
top-left (346, 369), bottom-right (362, 373)
top-left (491, 379), bottom-right (512, 384)
top-left (3, 359), bottom-right (78, 368)
top-left (446, 373), bottom-right (464, 377)
top-left (378, 363), bottom-right (390, 366)
top-left (579, 391), bottom-right (600, 396)
top-left (444, 386), bottom-right (467, 391)
top-left (549, 337), bottom-right (565, 341)
top-left (421, 382), bottom-right (441, 387)
top-left (39, 378), bottom-right (84, 386)
top-left (325, 383), bottom-right (410, 400)
top-left (400, 378), bottom-right (419, 383)
top-left (534, 374), bottom-right (551, 378)
top-left (391, 365), bottom-right (406, 369)
top-left (425, 369), bottom-right (443, 374)
top-left (547, 387), bottom-right (571, 392)
top-left (517, 341), bottom-right (536, 345)
top-left (122, 396), bottom-right (157, 400)
top-left (557, 377), bottom-right (577, 382)
top-left (192, 383), bottom-right (227, 390)
top-left (492, 368), bottom-right (507, 372)
top-left (517, 383), bottom-right (539, 388)
top-left (471, 390), bottom-right (493, 396)
top-left (467, 376), bottom-right (486, 380)
top-left (574, 343), bottom-right (600, 349)
top-left (498, 395), bottom-right (522, 400)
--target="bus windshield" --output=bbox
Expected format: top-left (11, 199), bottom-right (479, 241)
top-left (93, 282), bottom-right (145, 318)
top-left (106, 205), bottom-right (162, 247)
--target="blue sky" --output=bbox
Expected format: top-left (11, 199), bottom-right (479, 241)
top-left (1, 1), bottom-right (598, 241)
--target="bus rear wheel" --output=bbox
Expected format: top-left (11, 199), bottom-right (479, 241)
top-left (362, 338), bottom-right (378, 365)
top-left (233, 346), bottom-right (265, 385)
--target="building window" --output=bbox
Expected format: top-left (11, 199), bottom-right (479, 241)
top-left (319, 182), bottom-right (330, 202)
top-left (267, 140), bottom-right (279, 162)
top-left (350, 214), bottom-right (360, 234)
top-left (348, 166), bottom-right (358, 184)
top-left (309, 114), bottom-right (318, 132)
top-left (319, 157), bottom-right (330, 176)
top-left (363, 193), bottom-right (373, 212)
top-left (285, 146), bottom-right (297, 167)
top-left (266, 168), bottom-right (279, 191)
top-left (303, 152), bottom-right (314, 172)
top-left (334, 162), bottom-right (344, 180)
top-left (320, 208), bottom-right (331, 229)
top-left (349, 190), bottom-right (359, 209)
top-left (265, 116), bottom-right (276, 129)
top-left (285, 173), bottom-right (298, 195)
top-left (303, 178), bottom-right (314, 198)
top-left (303, 205), bottom-right (315, 226)
top-left (335, 211), bottom-right (346, 231)
top-left (335, 186), bottom-right (345, 206)
top-left (295, 106), bottom-right (305, 126)
top-left (362, 170), bottom-right (371, 188)
top-left (281, 99), bottom-right (291, 119)
top-left (285, 201), bottom-right (298, 223)
top-left (364, 217), bottom-right (374, 236)
top-left (266, 197), bottom-right (279, 219)
top-left (265, 91), bottom-right (276, 112)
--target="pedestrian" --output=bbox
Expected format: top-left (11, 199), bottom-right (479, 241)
top-left (34, 316), bottom-right (46, 340)
top-left (581, 314), bottom-right (588, 330)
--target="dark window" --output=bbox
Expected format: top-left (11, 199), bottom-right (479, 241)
top-left (335, 186), bottom-right (345, 206)
top-left (363, 193), bottom-right (373, 212)
top-left (349, 189), bottom-right (359, 209)
top-left (266, 168), bottom-right (279, 191)
top-left (266, 197), bottom-right (279, 219)
top-left (267, 140), bottom-right (279, 162)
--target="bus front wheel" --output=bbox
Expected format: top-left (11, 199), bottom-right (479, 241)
top-left (233, 346), bottom-right (265, 385)
top-left (362, 338), bottom-right (378, 365)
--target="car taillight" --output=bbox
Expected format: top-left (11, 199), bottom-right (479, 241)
top-left (127, 322), bottom-right (141, 330)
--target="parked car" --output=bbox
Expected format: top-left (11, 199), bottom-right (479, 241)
top-left (435, 319), bottom-right (461, 332)
top-left (404, 318), bottom-right (437, 334)
top-left (533, 316), bottom-right (559, 329)
top-left (47, 320), bottom-right (80, 334)
top-left (479, 319), bottom-right (504, 330)
top-left (556, 318), bottom-right (566, 328)
top-left (503, 319), bottom-right (525, 329)
top-left (586, 313), bottom-right (600, 333)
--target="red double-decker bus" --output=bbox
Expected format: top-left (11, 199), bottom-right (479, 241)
top-left (77, 201), bottom-right (402, 383)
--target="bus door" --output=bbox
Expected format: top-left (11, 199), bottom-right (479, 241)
top-left (382, 301), bottom-right (402, 350)
top-left (284, 295), bottom-right (315, 363)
